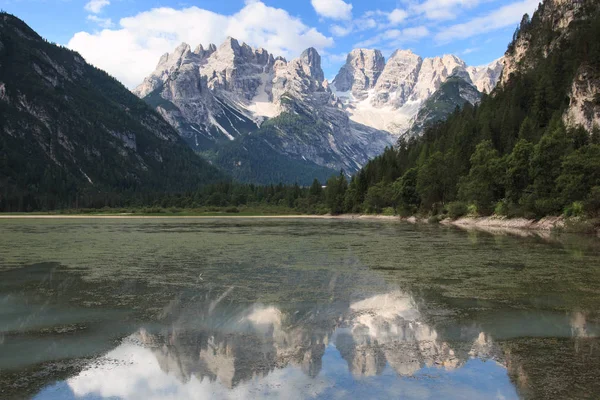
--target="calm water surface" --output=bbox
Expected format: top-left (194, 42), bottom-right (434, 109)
top-left (0, 218), bottom-right (599, 399)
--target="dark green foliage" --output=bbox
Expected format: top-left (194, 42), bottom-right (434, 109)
top-left (505, 139), bottom-right (534, 203)
top-left (458, 141), bottom-right (505, 215)
top-left (392, 168), bottom-right (420, 215)
top-left (557, 145), bottom-right (600, 205)
top-left (326, 172), bottom-right (348, 215)
top-left (447, 201), bottom-right (469, 220)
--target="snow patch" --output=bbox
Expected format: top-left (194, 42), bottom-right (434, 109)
top-left (208, 115), bottom-right (234, 141)
top-left (247, 73), bottom-right (280, 118)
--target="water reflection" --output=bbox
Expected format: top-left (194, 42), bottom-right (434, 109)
top-left (32, 289), bottom-right (521, 399)
top-left (1, 219), bottom-right (599, 399)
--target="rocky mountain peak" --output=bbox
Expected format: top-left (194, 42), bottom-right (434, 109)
top-left (193, 43), bottom-right (217, 58)
top-left (449, 67), bottom-right (473, 83)
top-left (299, 47), bottom-right (324, 82)
top-left (220, 36), bottom-right (241, 52)
top-left (332, 48), bottom-right (385, 99)
top-left (372, 49), bottom-right (423, 107)
top-left (408, 54), bottom-right (468, 102)
top-left (467, 58), bottom-right (505, 93)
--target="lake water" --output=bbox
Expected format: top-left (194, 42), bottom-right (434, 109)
top-left (0, 218), bottom-right (599, 399)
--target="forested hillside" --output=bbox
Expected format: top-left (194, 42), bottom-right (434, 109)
top-left (207, 112), bottom-right (338, 185)
top-left (0, 13), bottom-right (223, 212)
top-left (330, 0), bottom-right (600, 219)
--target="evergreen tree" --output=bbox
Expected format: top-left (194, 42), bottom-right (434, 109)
top-left (458, 141), bottom-right (505, 214)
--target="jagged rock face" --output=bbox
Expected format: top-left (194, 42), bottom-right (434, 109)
top-left (135, 38), bottom-right (394, 181)
top-left (272, 47), bottom-right (327, 103)
top-left (409, 55), bottom-right (468, 102)
top-left (564, 65), bottom-right (600, 132)
top-left (201, 37), bottom-right (275, 101)
top-left (372, 50), bottom-right (423, 108)
top-left (332, 49), bottom-right (385, 100)
top-left (467, 58), bottom-right (505, 94)
top-left (135, 43), bottom-right (215, 98)
top-left (499, 0), bottom-right (599, 132)
top-left (500, 0), bottom-right (582, 87)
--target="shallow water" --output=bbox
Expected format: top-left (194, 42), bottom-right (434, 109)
top-left (0, 218), bottom-right (599, 399)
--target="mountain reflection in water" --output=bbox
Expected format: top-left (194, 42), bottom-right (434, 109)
top-left (35, 289), bottom-right (518, 399)
top-left (2, 219), bottom-right (599, 399)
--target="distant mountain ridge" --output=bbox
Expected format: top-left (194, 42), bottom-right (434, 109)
top-left (331, 50), bottom-right (503, 134)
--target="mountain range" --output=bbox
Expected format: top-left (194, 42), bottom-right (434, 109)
top-left (134, 39), bottom-right (505, 184)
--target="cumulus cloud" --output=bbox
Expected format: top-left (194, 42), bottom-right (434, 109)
top-left (84, 0), bottom-right (110, 14)
top-left (388, 9), bottom-right (408, 25)
top-left (434, 0), bottom-right (539, 43)
top-left (311, 0), bottom-right (353, 20)
top-left (68, 2), bottom-right (334, 88)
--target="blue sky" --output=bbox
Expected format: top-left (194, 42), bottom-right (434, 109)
top-left (0, 0), bottom-right (540, 88)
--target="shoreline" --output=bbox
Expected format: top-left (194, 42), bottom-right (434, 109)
top-left (439, 215), bottom-right (600, 237)
top-left (1, 213), bottom-right (597, 236)
top-left (0, 214), bottom-right (399, 220)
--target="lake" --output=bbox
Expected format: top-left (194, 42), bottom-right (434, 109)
top-left (0, 218), bottom-right (599, 399)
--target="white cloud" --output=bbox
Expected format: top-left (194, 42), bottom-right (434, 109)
top-left (355, 26), bottom-right (429, 48)
top-left (311, 0), bottom-right (353, 20)
top-left (462, 47), bottom-right (479, 54)
top-left (68, 2), bottom-right (334, 88)
top-left (87, 15), bottom-right (113, 28)
top-left (330, 24), bottom-right (353, 37)
top-left (388, 9), bottom-right (408, 24)
top-left (84, 0), bottom-right (110, 14)
top-left (415, 0), bottom-right (482, 21)
top-left (435, 0), bottom-right (539, 43)
top-left (329, 8), bottom-right (405, 39)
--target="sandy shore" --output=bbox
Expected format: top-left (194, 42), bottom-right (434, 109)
top-left (443, 216), bottom-right (565, 231)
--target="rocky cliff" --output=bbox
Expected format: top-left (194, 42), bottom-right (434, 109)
top-left (500, 0), bottom-right (600, 132)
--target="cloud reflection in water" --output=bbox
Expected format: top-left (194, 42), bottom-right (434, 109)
top-left (35, 289), bottom-right (519, 400)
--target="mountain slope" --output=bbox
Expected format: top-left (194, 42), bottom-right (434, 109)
top-left (403, 74), bottom-right (482, 139)
top-left (0, 13), bottom-right (223, 211)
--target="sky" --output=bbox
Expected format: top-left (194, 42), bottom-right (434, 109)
top-left (0, 0), bottom-right (540, 88)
